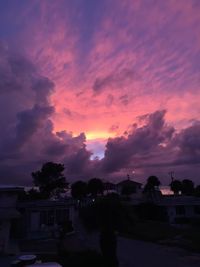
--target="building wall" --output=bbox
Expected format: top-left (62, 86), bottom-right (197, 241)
top-left (0, 220), bottom-right (10, 253)
top-left (19, 201), bottom-right (75, 239)
top-left (167, 205), bottom-right (200, 223)
top-left (0, 193), bottom-right (18, 208)
top-left (0, 190), bottom-right (20, 253)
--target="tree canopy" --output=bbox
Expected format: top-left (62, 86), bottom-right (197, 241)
top-left (181, 179), bottom-right (194, 196)
top-left (32, 162), bottom-right (67, 198)
top-left (143, 176), bottom-right (161, 193)
top-left (87, 178), bottom-right (104, 197)
top-left (170, 180), bottom-right (182, 195)
top-left (71, 180), bottom-right (87, 200)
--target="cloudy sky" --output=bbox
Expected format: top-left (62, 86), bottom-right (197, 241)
top-left (0, 0), bottom-right (200, 185)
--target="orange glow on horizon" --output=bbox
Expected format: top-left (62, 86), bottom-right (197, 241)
top-left (85, 131), bottom-right (116, 141)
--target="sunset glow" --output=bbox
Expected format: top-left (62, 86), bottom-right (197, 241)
top-left (0, 0), bottom-right (200, 184)
top-left (85, 132), bottom-right (115, 141)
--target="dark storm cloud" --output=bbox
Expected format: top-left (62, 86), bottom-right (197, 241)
top-left (32, 77), bottom-right (54, 105)
top-left (98, 112), bottom-right (200, 183)
top-left (0, 43), bottom-right (56, 163)
top-left (15, 105), bottom-right (54, 147)
top-left (172, 122), bottom-right (200, 166)
top-left (0, 43), bottom-right (35, 94)
top-left (0, 44), bottom-right (200, 185)
top-left (101, 110), bottom-right (175, 172)
top-left (66, 147), bottom-right (92, 174)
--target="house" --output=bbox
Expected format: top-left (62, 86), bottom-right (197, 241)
top-left (116, 179), bottom-right (142, 195)
top-left (0, 186), bottom-right (23, 254)
top-left (17, 198), bottom-right (75, 239)
top-left (156, 195), bottom-right (200, 224)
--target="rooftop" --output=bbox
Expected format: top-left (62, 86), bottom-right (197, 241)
top-left (117, 179), bottom-right (142, 186)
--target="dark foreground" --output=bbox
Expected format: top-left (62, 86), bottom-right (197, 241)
top-left (2, 236), bottom-right (200, 267)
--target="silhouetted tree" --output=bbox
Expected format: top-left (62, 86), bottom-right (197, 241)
top-left (182, 179), bottom-right (194, 196)
top-left (143, 176), bottom-right (161, 201)
top-left (71, 180), bottom-right (87, 200)
top-left (32, 162), bottom-right (67, 198)
top-left (87, 178), bottom-right (104, 197)
top-left (195, 185), bottom-right (200, 197)
top-left (143, 176), bottom-right (160, 193)
top-left (170, 180), bottom-right (182, 195)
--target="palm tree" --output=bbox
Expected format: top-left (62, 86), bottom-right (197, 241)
top-left (143, 176), bottom-right (161, 201)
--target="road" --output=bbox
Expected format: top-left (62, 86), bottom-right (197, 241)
top-left (2, 237), bottom-right (200, 267)
top-left (116, 237), bottom-right (200, 267)
top-left (74, 210), bottom-right (200, 267)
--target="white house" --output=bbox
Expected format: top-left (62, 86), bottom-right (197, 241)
top-left (18, 199), bottom-right (75, 239)
top-left (157, 196), bottom-right (200, 224)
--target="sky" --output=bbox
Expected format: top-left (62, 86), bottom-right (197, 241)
top-left (0, 0), bottom-right (200, 185)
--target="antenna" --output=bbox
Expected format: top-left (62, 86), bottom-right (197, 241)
top-left (168, 171), bottom-right (174, 182)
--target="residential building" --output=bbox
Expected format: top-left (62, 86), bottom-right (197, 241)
top-left (17, 199), bottom-right (75, 239)
top-left (116, 179), bottom-right (142, 195)
top-left (156, 196), bottom-right (200, 224)
top-left (0, 186), bottom-right (23, 254)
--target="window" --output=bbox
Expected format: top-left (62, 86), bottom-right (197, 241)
top-left (176, 205), bottom-right (185, 215)
top-left (40, 208), bottom-right (70, 226)
top-left (40, 210), bottom-right (54, 226)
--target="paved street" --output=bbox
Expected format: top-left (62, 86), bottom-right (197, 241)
top-left (74, 210), bottom-right (200, 267)
top-left (117, 237), bottom-right (200, 267)
top-left (1, 233), bottom-right (200, 267)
